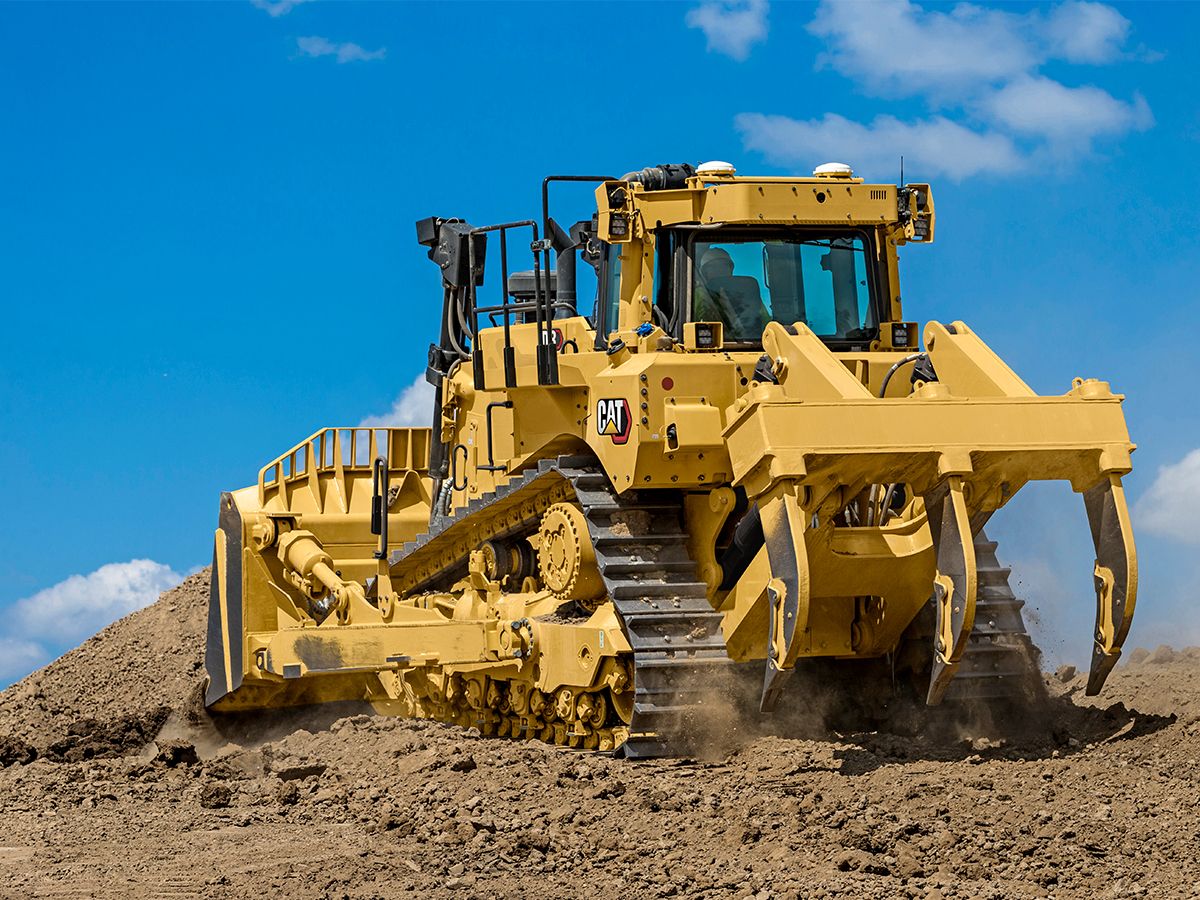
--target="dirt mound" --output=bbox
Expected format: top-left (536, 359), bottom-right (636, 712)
top-left (0, 571), bottom-right (1197, 897)
top-left (0, 569), bottom-right (210, 750)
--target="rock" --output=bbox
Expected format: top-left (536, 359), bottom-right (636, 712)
top-left (549, 803), bottom-right (576, 824)
top-left (590, 780), bottom-right (626, 800)
top-left (155, 740), bottom-right (199, 768)
top-left (0, 736), bottom-right (37, 768)
top-left (834, 849), bottom-right (887, 874)
top-left (893, 846), bottom-right (923, 878)
top-left (275, 782), bottom-right (300, 806)
top-left (311, 786), bottom-right (342, 805)
top-left (274, 763), bottom-right (328, 782)
top-left (449, 754), bottom-right (477, 773)
top-left (200, 782), bottom-right (233, 809)
top-left (1055, 664), bottom-right (1077, 683)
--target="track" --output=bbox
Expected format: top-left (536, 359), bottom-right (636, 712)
top-left (942, 531), bottom-right (1042, 702)
top-left (573, 470), bottom-right (732, 758)
top-left (388, 456), bottom-right (733, 757)
top-left (390, 461), bottom-right (1041, 752)
top-left (897, 528), bottom-right (1042, 705)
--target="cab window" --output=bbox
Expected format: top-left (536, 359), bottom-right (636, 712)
top-left (689, 230), bottom-right (879, 345)
top-left (598, 242), bottom-right (622, 343)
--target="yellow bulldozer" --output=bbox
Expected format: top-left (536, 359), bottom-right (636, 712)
top-left (204, 161), bottom-right (1137, 756)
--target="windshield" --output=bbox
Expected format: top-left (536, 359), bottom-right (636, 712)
top-left (690, 232), bottom-right (878, 343)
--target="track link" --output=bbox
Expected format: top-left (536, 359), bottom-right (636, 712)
top-left (388, 457), bottom-right (732, 757)
top-left (942, 529), bottom-right (1042, 702)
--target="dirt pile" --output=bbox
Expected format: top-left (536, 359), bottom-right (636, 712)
top-left (1, 572), bottom-right (1198, 898)
top-left (0, 569), bottom-right (209, 752)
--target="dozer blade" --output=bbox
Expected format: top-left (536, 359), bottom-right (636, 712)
top-left (1084, 474), bottom-right (1138, 695)
top-left (758, 486), bottom-right (811, 713)
top-left (924, 476), bottom-right (978, 705)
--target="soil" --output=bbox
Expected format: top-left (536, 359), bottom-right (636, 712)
top-left (0, 569), bottom-right (1197, 899)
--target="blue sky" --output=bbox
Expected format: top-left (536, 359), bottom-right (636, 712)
top-left (1, 0), bottom-right (1196, 683)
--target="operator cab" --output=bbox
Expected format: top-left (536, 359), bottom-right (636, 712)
top-left (586, 160), bottom-right (932, 354)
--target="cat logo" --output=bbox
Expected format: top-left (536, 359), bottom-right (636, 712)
top-left (596, 398), bottom-right (632, 445)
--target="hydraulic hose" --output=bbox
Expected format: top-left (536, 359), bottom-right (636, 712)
top-left (878, 353), bottom-right (926, 398)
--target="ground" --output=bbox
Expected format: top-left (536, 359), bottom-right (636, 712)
top-left (0, 571), bottom-right (1197, 899)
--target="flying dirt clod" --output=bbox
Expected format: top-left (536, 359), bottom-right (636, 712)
top-left (203, 161), bottom-right (1138, 757)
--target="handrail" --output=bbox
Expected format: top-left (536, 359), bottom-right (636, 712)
top-left (467, 220), bottom-right (542, 391)
top-left (257, 426), bottom-right (432, 510)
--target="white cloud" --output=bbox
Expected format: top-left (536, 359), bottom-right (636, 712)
top-left (809, 0), bottom-right (1036, 98)
top-left (739, 1), bottom-right (1152, 178)
top-left (359, 375), bottom-right (435, 429)
top-left (1042, 1), bottom-right (1131, 64)
top-left (809, 0), bottom-right (1134, 97)
top-left (295, 36), bottom-right (386, 64)
top-left (12, 560), bottom-right (187, 648)
top-left (0, 638), bottom-right (51, 684)
top-left (686, 0), bottom-right (769, 61)
top-left (251, 0), bottom-right (312, 17)
top-left (1135, 449), bottom-right (1200, 546)
top-left (736, 111), bottom-right (1021, 182)
top-left (980, 76), bottom-right (1152, 147)
top-left (0, 559), bottom-right (188, 686)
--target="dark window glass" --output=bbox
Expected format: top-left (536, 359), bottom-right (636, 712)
top-left (691, 233), bottom-right (877, 343)
top-left (602, 245), bottom-right (622, 339)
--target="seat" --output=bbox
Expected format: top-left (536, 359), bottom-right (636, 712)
top-left (706, 275), bottom-right (770, 339)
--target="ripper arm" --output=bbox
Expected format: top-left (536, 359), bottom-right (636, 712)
top-left (726, 321), bottom-right (1137, 707)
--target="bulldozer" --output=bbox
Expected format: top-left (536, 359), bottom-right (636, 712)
top-left (204, 161), bottom-right (1138, 757)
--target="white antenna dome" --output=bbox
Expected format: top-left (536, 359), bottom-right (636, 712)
top-left (813, 162), bottom-right (854, 178)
